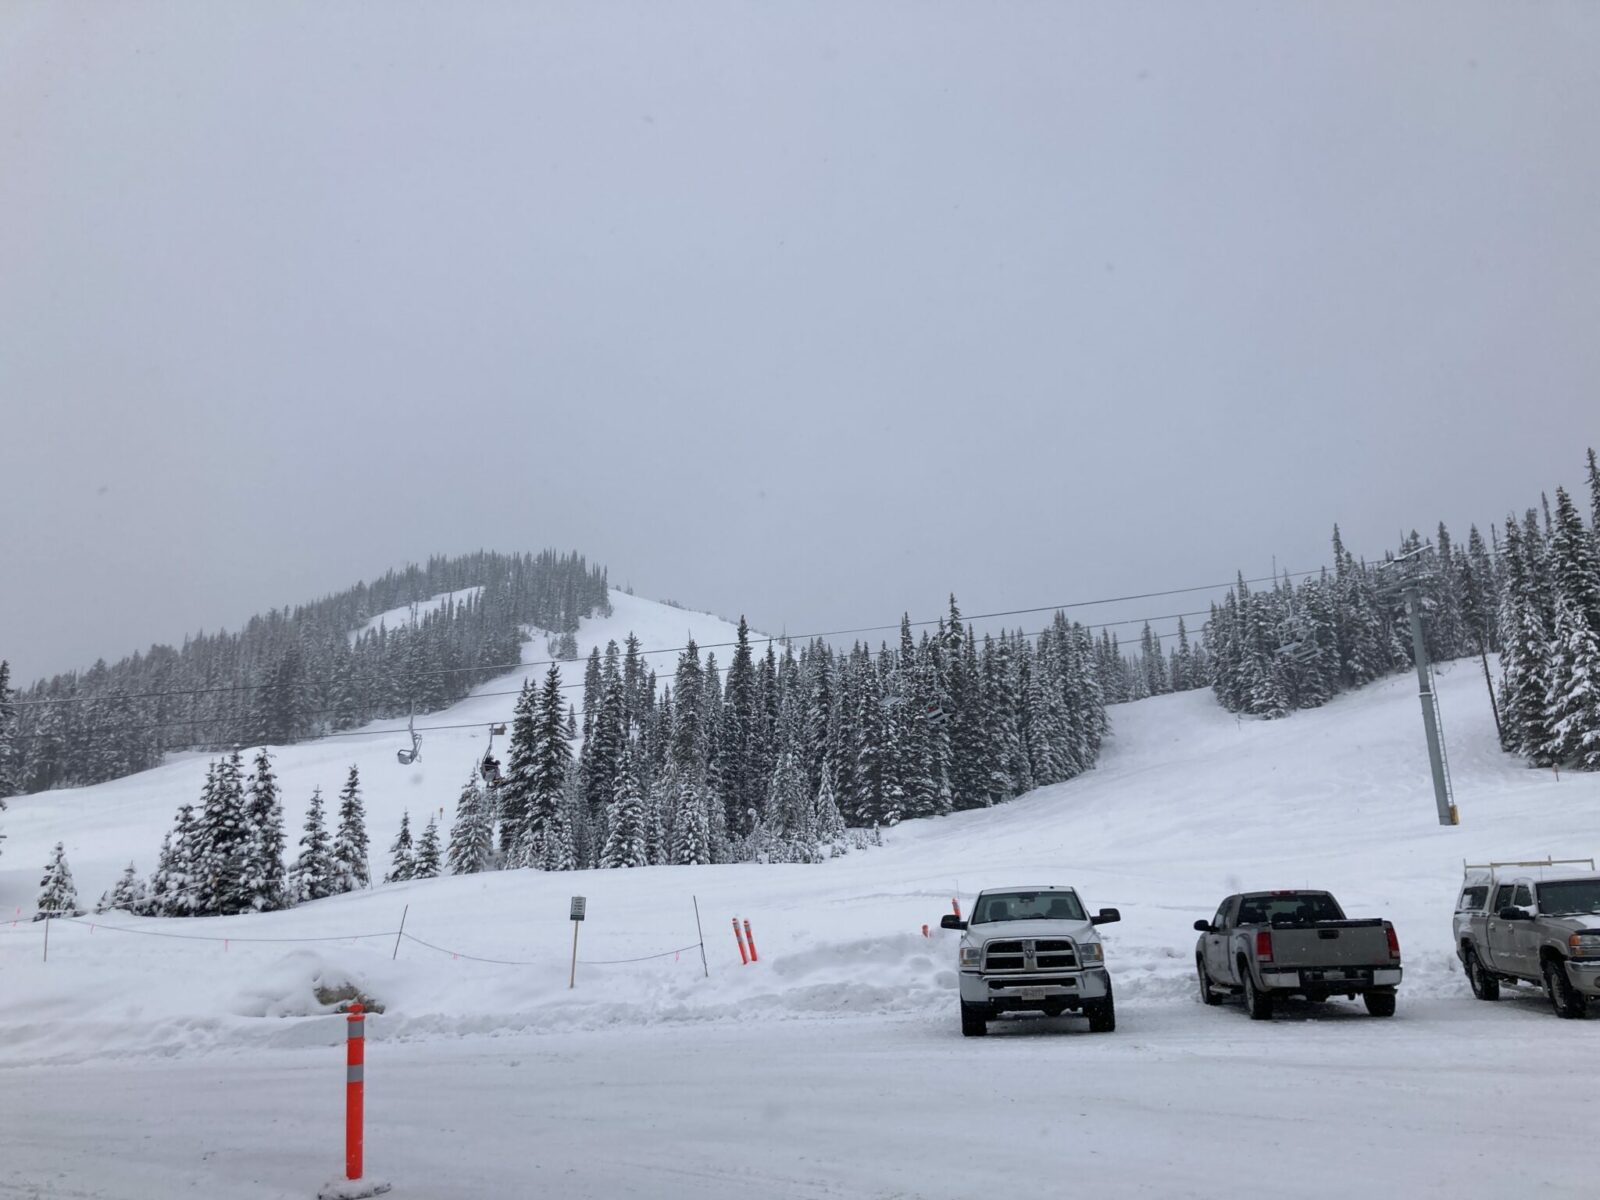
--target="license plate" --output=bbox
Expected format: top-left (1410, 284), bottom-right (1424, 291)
top-left (1020, 986), bottom-right (1047, 1001)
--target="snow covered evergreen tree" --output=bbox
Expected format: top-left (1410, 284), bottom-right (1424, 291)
top-left (385, 810), bottom-right (415, 883)
top-left (599, 751), bottom-right (648, 868)
top-left (527, 664), bottom-right (571, 865)
top-left (413, 816), bottom-right (442, 879)
top-left (192, 750), bottom-right (251, 915)
top-left (447, 775), bottom-right (494, 875)
top-left (35, 842), bottom-right (83, 920)
top-left (244, 748), bottom-right (287, 912)
top-left (146, 802), bottom-right (199, 916)
top-left (331, 765), bottom-right (370, 893)
top-left (96, 862), bottom-right (145, 914)
top-left (0, 659), bottom-right (16, 808)
top-left (497, 678), bottom-right (538, 864)
top-left (290, 787), bottom-right (335, 902)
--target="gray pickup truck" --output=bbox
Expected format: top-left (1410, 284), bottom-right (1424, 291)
top-left (1454, 860), bottom-right (1600, 1019)
top-left (1194, 890), bottom-right (1402, 1019)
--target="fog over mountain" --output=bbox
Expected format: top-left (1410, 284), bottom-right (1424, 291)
top-left (3, 2), bottom-right (1595, 681)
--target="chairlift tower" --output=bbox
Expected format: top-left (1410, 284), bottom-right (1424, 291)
top-left (1386, 544), bottom-right (1459, 826)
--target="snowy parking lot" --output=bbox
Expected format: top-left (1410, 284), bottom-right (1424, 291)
top-left (3, 991), bottom-right (1590, 1200)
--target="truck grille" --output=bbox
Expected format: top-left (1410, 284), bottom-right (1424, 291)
top-left (983, 939), bottom-right (1078, 973)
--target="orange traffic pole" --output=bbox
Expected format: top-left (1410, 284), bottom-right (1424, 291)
top-left (732, 917), bottom-right (748, 964)
top-left (346, 1003), bottom-right (365, 1181)
top-left (922, 923), bottom-right (930, 937)
top-left (744, 919), bottom-right (759, 963)
top-left (951, 897), bottom-right (961, 920)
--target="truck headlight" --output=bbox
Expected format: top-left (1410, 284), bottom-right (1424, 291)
top-left (960, 946), bottom-right (983, 969)
top-left (1569, 933), bottom-right (1600, 958)
top-left (1077, 943), bottom-right (1104, 965)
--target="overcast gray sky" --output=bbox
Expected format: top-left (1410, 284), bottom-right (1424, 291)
top-left (2, 1), bottom-right (1596, 683)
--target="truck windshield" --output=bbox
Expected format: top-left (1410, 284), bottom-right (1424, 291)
top-left (971, 892), bottom-right (1085, 923)
top-left (1237, 893), bottom-right (1345, 926)
top-left (1536, 880), bottom-right (1600, 915)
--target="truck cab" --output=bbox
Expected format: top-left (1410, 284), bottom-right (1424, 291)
top-left (941, 886), bottom-right (1120, 1038)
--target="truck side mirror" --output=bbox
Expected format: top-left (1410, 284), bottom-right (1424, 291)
top-left (1090, 908), bottom-right (1121, 926)
top-left (1194, 920), bottom-right (1212, 933)
top-left (1498, 906), bottom-right (1531, 921)
top-left (940, 915), bottom-right (967, 931)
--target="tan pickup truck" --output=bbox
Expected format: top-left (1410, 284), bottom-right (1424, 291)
top-left (1454, 859), bottom-right (1600, 1019)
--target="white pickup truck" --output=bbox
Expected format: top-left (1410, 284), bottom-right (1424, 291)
top-left (941, 886), bottom-right (1120, 1037)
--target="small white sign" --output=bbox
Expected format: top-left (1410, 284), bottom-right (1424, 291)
top-left (570, 896), bottom-right (586, 921)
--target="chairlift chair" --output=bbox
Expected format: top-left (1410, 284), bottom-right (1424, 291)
top-left (479, 722), bottom-right (502, 785)
top-left (396, 711), bottom-right (422, 766)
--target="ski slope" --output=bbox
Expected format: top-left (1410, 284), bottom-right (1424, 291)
top-left (0, 589), bottom-right (750, 916)
top-left (2, 599), bottom-right (1597, 1198)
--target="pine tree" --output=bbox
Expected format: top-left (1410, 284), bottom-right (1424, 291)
top-left (0, 659), bottom-right (17, 805)
top-left (35, 842), bottom-right (83, 920)
top-left (290, 787), bottom-right (335, 902)
top-left (496, 678), bottom-right (538, 864)
top-left (413, 816), bottom-right (442, 879)
top-left (599, 751), bottom-right (648, 868)
top-left (1500, 516), bottom-right (1554, 761)
top-left (385, 810), bottom-right (416, 883)
top-left (147, 802), bottom-right (199, 916)
top-left (813, 766), bottom-right (847, 850)
top-left (669, 774), bottom-right (712, 865)
top-left (1544, 591), bottom-right (1600, 769)
top-left (244, 748), bottom-right (287, 912)
top-left (528, 664), bottom-right (571, 864)
top-left (447, 775), bottom-right (494, 875)
top-left (194, 750), bottom-right (251, 915)
top-left (331, 765), bottom-right (371, 893)
top-left (96, 862), bottom-right (145, 914)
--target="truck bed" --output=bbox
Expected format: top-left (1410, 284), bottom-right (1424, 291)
top-left (1259, 920), bottom-right (1391, 969)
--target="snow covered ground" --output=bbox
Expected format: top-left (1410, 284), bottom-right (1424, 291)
top-left (2, 596), bottom-right (1597, 1197)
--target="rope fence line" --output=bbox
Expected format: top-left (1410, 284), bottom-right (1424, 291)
top-left (55, 917), bottom-right (397, 944)
top-left (3, 914), bottom-right (708, 969)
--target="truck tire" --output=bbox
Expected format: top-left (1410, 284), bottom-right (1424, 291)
top-left (1242, 965), bottom-right (1273, 1021)
top-left (1085, 982), bottom-right (1116, 1033)
top-left (960, 1001), bottom-right (990, 1037)
top-left (1544, 958), bottom-right (1588, 1020)
top-left (1465, 948), bottom-right (1500, 1001)
top-left (1363, 990), bottom-right (1396, 1017)
top-left (1196, 955), bottom-right (1221, 1006)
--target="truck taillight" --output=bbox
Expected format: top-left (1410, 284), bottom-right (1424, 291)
top-left (1256, 931), bottom-right (1273, 963)
top-left (1386, 925), bottom-right (1400, 960)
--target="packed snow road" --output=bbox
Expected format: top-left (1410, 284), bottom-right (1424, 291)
top-left (1, 991), bottom-right (1589, 1200)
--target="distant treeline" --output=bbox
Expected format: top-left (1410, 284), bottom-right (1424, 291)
top-left (475, 602), bottom-right (1110, 872)
top-left (1196, 450), bottom-right (1600, 772)
top-left (1, 550), bottom-right (610, 793)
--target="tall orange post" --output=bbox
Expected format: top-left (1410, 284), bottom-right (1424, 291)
top-left (743, 919), bottom-right (759, 963)
top-left (733, 917), bottom-right (748, 964)
top-left (346, 1003), bottom-right (365, 1181)
top-left (951, 897), bottom-right (961, 919)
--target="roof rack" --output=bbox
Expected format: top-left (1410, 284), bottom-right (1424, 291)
top-left (1463, 857), bottom-right (1596, 871)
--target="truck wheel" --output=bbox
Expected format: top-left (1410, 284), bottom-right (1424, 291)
top-left (1196, 955), bottom-right (1221, 1006)
top-left (1466, 949), bottom-right (1499, 1001)
top-left (1086, 982), bottom-right (1116, 1033)
top-left (960, 1001), bottom-right (990, 1037)
top-left (1363, 990), bottom-right (1396, 1017)
top-left (1242, 966), bottom-right (1273, 1021)
top-left (1544, 958), bottom-right (1589, 1020)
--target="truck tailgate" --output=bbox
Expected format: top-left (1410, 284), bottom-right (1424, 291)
top-left (1268, 922), bottom-right (1392, 968)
